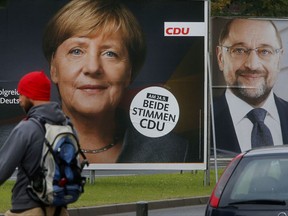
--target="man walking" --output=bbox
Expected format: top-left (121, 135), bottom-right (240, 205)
top-left (0, 71), bottom-right (69, 215)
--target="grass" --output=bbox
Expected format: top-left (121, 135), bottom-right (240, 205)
top-left (0, 170), bottom-right (221, 213)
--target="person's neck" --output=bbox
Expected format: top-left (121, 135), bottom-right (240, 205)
top-left (65, 110), bottom-right (117, 147)
top-left (32, 100), bottom-right (50, 106)
top-left (231, 90), bottom-right (270, 108)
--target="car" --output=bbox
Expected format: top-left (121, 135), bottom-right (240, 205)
top-left (206, 145), bottom-right (288, 216)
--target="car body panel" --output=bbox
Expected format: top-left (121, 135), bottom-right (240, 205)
top-left (206, 145), bottom-right (288, 216)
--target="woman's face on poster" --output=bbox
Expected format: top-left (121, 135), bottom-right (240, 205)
top-left (50, 32), bottom-right (132, 116)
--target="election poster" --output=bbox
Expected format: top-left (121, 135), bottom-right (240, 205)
top-left (211, 17), bottom-right (288, 157)
top-left (0, 0), bottom-right (208, 170)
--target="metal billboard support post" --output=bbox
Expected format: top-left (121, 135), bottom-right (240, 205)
top-left (136, 201), bottom-right (148, 216)
top-left (204, 0), bottom-right (212, 187)
top-left (207, 51), bottom-right (219, 184)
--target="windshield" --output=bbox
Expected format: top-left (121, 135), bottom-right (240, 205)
top-left (219, 155), bottom-right (288, 207)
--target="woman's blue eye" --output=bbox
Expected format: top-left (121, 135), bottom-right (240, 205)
top-left (69, 48), bottom-right (83, 55)
top-left (105, 51), bottom-right (117, 58)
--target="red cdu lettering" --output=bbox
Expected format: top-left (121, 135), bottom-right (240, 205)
top-left (166, 27), bottom-right (173, 35)
top-left (165, 27), bottom-right (190, 35)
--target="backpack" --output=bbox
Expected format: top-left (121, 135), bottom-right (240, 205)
top-left (24, 117), bottom-right (89, 206)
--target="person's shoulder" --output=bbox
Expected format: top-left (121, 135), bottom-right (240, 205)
top-left (274, 94), bottom-right (288, 108)
top-left (213, 93), bottom-right (229, 114)
top-left (30, 102), bottom-right (66, 125)
top-left (7, 118), bottom-right (41, 142)
top-left (17, 117), bottom-right (42, 131)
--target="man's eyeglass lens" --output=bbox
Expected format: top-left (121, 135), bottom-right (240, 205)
top-left (220, 46), bottom-right (282, 60)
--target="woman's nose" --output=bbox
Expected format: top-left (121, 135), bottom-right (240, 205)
top-left (84, 54), bottom-right (102, 76)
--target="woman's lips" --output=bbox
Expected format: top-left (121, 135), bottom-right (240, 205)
top-left (78, 84), bottom-right (108, 93)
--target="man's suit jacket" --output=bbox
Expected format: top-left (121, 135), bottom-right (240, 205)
top-left (213, 93), bottom-right (288, 154)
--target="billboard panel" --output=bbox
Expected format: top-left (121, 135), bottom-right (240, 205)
top-left (211, 17), bottom-right (288, 157)
top-left (0, 0), bottom-right (208, 170)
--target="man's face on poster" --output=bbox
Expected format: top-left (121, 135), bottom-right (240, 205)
top-left (217, 19), bottom-right (283, 105)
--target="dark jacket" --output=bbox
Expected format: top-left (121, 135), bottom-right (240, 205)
top-left (117, 126), bottom-right (192, 163)
top-left (213, 93), bottom-right (288, 154)
top-left (0, 102), bottom-right (66, 211)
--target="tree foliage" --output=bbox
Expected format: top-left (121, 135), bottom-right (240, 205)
top-left (211, 0), bottom-right (288, 17)
top-left (1, 0), bottom-right (288, 17)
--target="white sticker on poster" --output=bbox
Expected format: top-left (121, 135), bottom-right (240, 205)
top-left (129, 86), bottom-right (179, 138)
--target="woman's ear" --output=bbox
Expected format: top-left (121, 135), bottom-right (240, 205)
top-left (50, 56), bottom-right (58, 84)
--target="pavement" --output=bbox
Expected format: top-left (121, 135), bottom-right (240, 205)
top-left (0, 196), bottom-right (208, 216)
top-left (68, 196), bottom-right (209, 216)
top-left (104, 204), bottom-right (207, 216)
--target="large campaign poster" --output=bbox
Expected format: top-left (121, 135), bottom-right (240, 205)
top-left (0, 0), bottom-right (208, 170)
top-left (211, 17), bottom-right (288, 157)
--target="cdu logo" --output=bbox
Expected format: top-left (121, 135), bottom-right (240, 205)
top-left (164, 22), bottom-right (206, 37)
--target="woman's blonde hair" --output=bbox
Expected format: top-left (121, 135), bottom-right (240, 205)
top-left (43, 0), bottom-right (146, 80)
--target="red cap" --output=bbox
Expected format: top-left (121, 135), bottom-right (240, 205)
top-left (17, 71), bottom-right (51, 101)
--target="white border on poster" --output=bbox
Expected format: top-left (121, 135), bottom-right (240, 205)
top-left (84, 163), bottom-right (207, 171)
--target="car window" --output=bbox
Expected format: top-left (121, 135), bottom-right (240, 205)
top-left (219, 156), bottom-right (288, 206)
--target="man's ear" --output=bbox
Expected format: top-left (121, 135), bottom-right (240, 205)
top-left (216, 46), bottom-right (224, 71)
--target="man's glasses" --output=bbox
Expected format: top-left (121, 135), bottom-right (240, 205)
top-left (219, 45), bottom-right (282, 61)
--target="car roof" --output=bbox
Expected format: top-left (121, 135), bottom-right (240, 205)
top-left (243, 145), bottom-right (288, 157)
